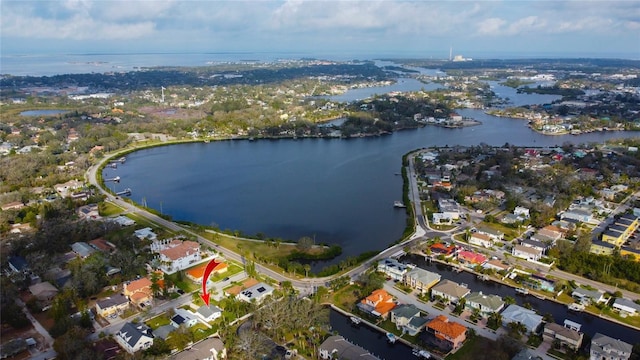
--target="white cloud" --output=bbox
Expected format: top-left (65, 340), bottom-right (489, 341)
top-left (477, 17), bottom-right (507, 35)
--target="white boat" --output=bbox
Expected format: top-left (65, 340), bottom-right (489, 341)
top-left (413, 349), bottom-right (432, 359)
top-left (515, 287), bottom-right (529, 295)
top-left (386, 332), bottom-right (397, 343)
top-left (567, 303), bottom-right (585, 312)
top-left (393, 201), bottom-right (406, 208)
top-left (350, 316), bottom-right (361, 325)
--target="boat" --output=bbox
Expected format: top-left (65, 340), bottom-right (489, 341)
top-left (515, 287), bottom-right (529, 295)
top-left (349, 316), bottom-right (361, 325)
top-left (393, 201), bottom-right (406, 208)
top-left (386, 332), bottom-right (397, 343)
top-left (567, 303), bottom-right (585, 312)
top-left (477, 274), bottom-right (489, 281)
top-left (413, 349), bottom-right (432, 359)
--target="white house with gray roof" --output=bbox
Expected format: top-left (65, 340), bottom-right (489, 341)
top-left (501, 304), bottom-right (543, 334)
top-left (572, 287), bottom-right (605, 305)
top-left (612, 298), bottom-right (640, 316)
top-left (465, 291), bottom-right (505, 316)
top-left (390, 304), bottom-right (427, 336)
top-left (377, 258), bottom-right (408, 281)
top-left (196, 304), bottom-right (223, 322)
top-left (115, 322), bottom-right (154, 354)
top-left (318, 335), bottom-right (379, 360)
top-left (589, 333), bottom-right (632, 360)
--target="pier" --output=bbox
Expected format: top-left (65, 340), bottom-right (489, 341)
top-left (105, 176), bottom-right (121, 183)
top-left (115, 188), bottom-right (131, 196)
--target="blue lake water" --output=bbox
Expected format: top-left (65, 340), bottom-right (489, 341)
top-left (20, 109), bottom-right (69, 116)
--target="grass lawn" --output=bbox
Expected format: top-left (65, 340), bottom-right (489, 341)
top-left (100, 201), bottom-right (124, 216)
top-left (556, 293), bottom-right (574, 304)
top-left (191, 323), bottom-right (216, 341)
top-left (597, 307), bottom-right (640, 328)
top-left (332, 284), bottom-right (360, 311)
top-left (146, 314), bottom-right (171, 330)
top-left (446, 335), bottom-right (480, 360)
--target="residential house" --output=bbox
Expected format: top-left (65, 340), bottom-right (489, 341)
top-left (590, 240), bottom-right (616, 256)
top-left (543, 323), bottom-right (583, 351)
top-left (377, 258), bottom-right (409, 281)
top-left (476, 226), bottom-right (504, 241)
top-left (483, 259), bottom-right (511, 273)
top-left (28, 282), bottom-right (58, 301)
top-left (425, 315), bottom-right (467, 350)
top-left (512, 244), bottom-right (543, 262)
top-left (572, 288), bottom-right (606, 305)
top-left (390, 304), bottom-right (427, 336)
top-left (357, 289), bottom-right (396, 319)
top-left (589, 333), bottom-right (632, 360)
top-left (78, 204), bottom-right (99, 219)
top-left (1, 201), bottom-right (24, 211)
top-left (124, 278), bottom-right (154, 308)
top-left (237, 282), bottom-right (274, 304)
top-left (71, 242), bottom-right (97, 259)
top-left (196, 304), bottom-right (223, 322)
top-left (95, 294), bottom-right (129, 318)
top-left (538, 225), bottom-right (564, 241)
top-left (186, 260), bottom-right (228, 283)
top-left (430, 280), bottom-right (470, 304)
top-left (8, 255), bottom-right (29, 273)
top-left (112, 216), bottom-right (135, 227)
top-left (465, 291), bottom-right (505, 316)
top-left (171, 308), bottom-right (199, 328)
top-left (469, 233), bottom-right (493, 248)
top-left (54, 179), bottom-right (83, 197)
top-left (115, 322), bottom-right (154, 354)
top-left (437, 199), bottom-right (461, 220)
top-left (560, 209), bottom-right (594, 223)
top-left (457, 250), bottom-right (487, 265)
top-left (89, 238), bottom-right (117, 254)
top-left (514, 206), bottom-right (530, 219)
top-left (501, 304), bottom-right (543, 334)
top-left (612, 298), bottom-right (640, 316)
top-left (170, 337), bottom-right (226, 360)
top-left (403, 268), bottom-right (441, 295)
top-left (156, 240), bottom-right (201, 274)
top-left (429, 243), bottom-right (457, 257)
top-left (318, 335), bottom-right (378, 360)
top-left (134, 227), bottom-right (157, 241)
top-left (520, 239), bottom-right (548, 254)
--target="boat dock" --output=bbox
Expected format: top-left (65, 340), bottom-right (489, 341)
top-left (115, 188), bottom-right (131, 196)
top-left (105, 176), bottom-right (120, 183)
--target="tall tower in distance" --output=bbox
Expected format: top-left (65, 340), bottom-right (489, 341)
top-left (449, 46), bottom-right (453, 61)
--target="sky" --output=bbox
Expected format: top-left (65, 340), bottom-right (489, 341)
top-left (1, 0), bottom-right (639, 59)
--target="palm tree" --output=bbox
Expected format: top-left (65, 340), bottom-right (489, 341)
top-left (488, 312), bottom-right (503, 329)
top-left (303, 264), bottom-right (311, 278)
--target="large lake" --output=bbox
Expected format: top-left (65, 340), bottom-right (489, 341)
top-left (106, 112), bottom-right (638, 263)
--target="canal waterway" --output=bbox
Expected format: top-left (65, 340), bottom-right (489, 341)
top-left (329, 309), bottom-right (415, 360)
top-left (402, 254), bottom-right (640, 344)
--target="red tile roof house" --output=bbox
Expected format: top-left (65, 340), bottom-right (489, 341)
top-left (425, 315), bottom-right (467, 350)
top-left (457, 250), bottom-right (487, 266)
top-left (429, 243), bottom-right (457, 257)
top-left (123, 278), bottom-right (153, 308)
top-left (155, 240), bottom-right (201, 274)
top-left (357, 289), bottom-right (396, 319)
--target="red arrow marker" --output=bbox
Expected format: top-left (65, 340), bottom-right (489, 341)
top-left (200, 259), bottom-right (218, 306)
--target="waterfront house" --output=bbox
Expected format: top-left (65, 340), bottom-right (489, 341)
top-left (612, 298), bottom-right (640, 316)
top-left (430, 279), bottom-right (470, 304)
top-left (465, 291), bottom-right (505, 316)
top-left (124, 277), bottom-right (154, 308)
top-left (501, 304), bottom-right (543, 334)
top-left (429, 243), bottom-right (457, 257)
top-left (512, 244), bottom-right (543, 262)
top-left (543, 322), bottom-right (583, 351)
top-left (358, 289), bottom-right (396, 319)
top-left (483, 259), bottom-right (511, 273)
top-left (469, 233), bottom-right (493, 248)
top-left (171, 337), bottom-right (226, 360)
top-left (155, 240), bottom-right (201, 274)
top-left (571, 287), bottom-right (605, 305)
top-left (377, 258), bottom-right (408, 281)
top-left (390, 304), bottom-right (427, 336)
top-left (589, 333), bottom-right (632, 360)
top-left (403, 268), bottom-right (441, 295)
top-left (457, 250), bottom-right (487, 265)
top-left (95, 294), bottom-right (129, 318)
top-left (115, 322), bottom-right (154, 354)
top-left (425, 315), bottom-right (467, 350)
top-left (318, 335), bottom-right (378, 360)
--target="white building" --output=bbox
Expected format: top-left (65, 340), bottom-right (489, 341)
top-left (156, 240), bottom-right (201, 274)
top-left (512, 244), bottom-right (542, 262)
top-left (612, 298), bottom-right (640, 316)
top-left (469, 233), bottom-right (493, 248)
top-left (115, 322), bottom-right (154, 354)
top-left (237, 283), bottom-right (274, 303)
top-left (589, 333), bottom-right (632, 360)
top-left (377, 258), bottom-right (408, 281)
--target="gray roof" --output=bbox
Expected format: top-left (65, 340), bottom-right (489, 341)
top-left (431, 279), bottom-right (471, 298)
top-left (591, 333), bottom-right (633, 356)
top-left (96, 294), bottom-right (128, 309)
top-left (522, 239), bottom-right (547, 249)
top-left (404, 268), bottom-right (441, 285)
top-left (171, 337), bottom-right (225, 360)
top-left (501, 304), bottom-right (543, 333)
top-left (408, 316), bottom-right (429, 329)
top-left (153, 324), bottom-right (176, 340)
top-left (391, 304), bottom-right (420, 319)
top-left (197, 304), bottom-right (223, 318)
top-left (71, 242), bottom-right (96, 258)
top-left (545, 322), bottom-right (582, 342)
top-left (318, 335), bottom-right (379, 360)
top-left (572, 287), bottom-right (603, 300)
top-left (466, 292), bottom-right (504, 311)
top-left (613, 298), bottom-right (640, 312)
top-left (118, 322), bottom-right (153, 347)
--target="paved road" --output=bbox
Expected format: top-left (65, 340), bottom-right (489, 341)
top-left (16, 299), bottom-right (56, 360)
